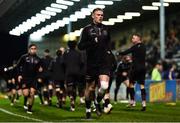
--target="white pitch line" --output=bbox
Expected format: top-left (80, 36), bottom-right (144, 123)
top-left (0, 108), bottom-right (44, 122)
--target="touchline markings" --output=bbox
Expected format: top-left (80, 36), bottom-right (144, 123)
top-left (0, 108), bottom-right (44, 122)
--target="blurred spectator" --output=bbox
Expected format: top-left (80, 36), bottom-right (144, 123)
top-left (151, 62), bottom-right (163, 81)
top-left (165, 31), bottom-right (179, 58)
top-left (163, 63), bottom-right (176, 80)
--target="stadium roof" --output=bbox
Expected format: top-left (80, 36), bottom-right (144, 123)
top-left (0, 0), bottom-right (179, 39)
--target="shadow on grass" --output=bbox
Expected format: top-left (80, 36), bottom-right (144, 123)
top-left (59, 115), bottom-right (101, 122)
top-left (122, 107), bottom-right (142, 112)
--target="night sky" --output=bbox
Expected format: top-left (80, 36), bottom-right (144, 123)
top-left (0, 32), bottom-right (28, 70)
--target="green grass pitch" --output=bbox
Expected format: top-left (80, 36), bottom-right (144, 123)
top-left (0, 95), bottom-right (180, 122)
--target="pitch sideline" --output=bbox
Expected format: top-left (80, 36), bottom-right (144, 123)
top-left (0, 108), bottom-right (44, 122)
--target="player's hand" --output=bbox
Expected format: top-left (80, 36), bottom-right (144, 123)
top-left (94, 37), bottom-right (98, 43)
top-left (39, 67), bottom-right (43, 72)
top-left (122, 72), bottom-right (127, 76)
top-left (4, 68), bottom-right (8, 72)
top-left (37, 78), bottom-right (42, 83)
top-left (18, 75), bottom-right (22, 82)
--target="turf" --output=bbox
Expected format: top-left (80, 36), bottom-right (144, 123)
top-left (0, 95), bottom-right (180, 122)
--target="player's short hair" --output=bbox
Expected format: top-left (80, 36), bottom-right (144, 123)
top-left (67, 41), bottom-right (77, 49)
top-left (28, 44), bottom-right (37, 49)
top-left (56, 49), bottom-right (62, 56)
top-left (92, 8), bottom-right (103, 14)
top-left (44, 49), bottom-right (50, 53)
top-left (133, 33), bottom-right (142, 40)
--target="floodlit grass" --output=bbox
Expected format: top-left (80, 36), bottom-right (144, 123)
top-left (0, 95), bottom-right (180, 122)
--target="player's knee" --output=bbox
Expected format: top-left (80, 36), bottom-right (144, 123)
top-left (124, 80), bottom-right (129, 86)
top-left (23, 89), bottom-right (28, 96)
top-left (104, 93), bottom-right (110, 99)
top-left (43, 88), bottom-right (48, 91)
top-left (30, 92), bottom-right (35, 96)
top-left (18, 90), bottom-right (22, 95)
top-left (99, 81), bottom-right (109, 93)
top-left (48, 85), bottom-right (53, 89)
top-left (84, 90), bottom-right (90, 98)
top-left (56, 88), bottom-right (60, 92)
top-left (129, 83), bottom-right (134, 88)
top-left (140, 84), bottom-right (145, 89)
top-left (101, 81), bottom-right (109, 90)
top-left (30, 90), bottom-right (35, 96)
top-left (12, 89), bottom-right (16, 94)
top-left (60, 90), bottom-right (63, 94)
top-left (23, 93), bottom-right (28, 97)
top-left (70, 95), bottom-right (73, 100)
top-left (87, 84), bottom-right (95, 91)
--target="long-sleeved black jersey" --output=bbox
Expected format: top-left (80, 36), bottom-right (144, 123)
top-left (16, 53), bottom-right (42, 78)
top-left (41, 56), bottom-right (53, 72)
top-left (79, 50), bottom-right (87, 76)
top-left (40, 56), bottom-right (53, 79)
top-left (108, 52), bottom-right (117, 76)
top-left (63, 49), bottom-right (83, 76)
top-left (119, 43), bottom-right (146, 71)
top-left (49, 55), bottom-right (65, 81)
top-left (2, 66), bottom-right (18, 82)
top-left (78, 23), bottom-right (111, 67)
top-left (116, 60), bottom-right (132, 75)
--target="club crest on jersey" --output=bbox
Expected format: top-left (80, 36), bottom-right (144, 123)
top-left (89, 29), bottom-right (97, 37)
top-left (34, 60), bottom-right (38, 64)
top-left (25, 57), bottom-right (30, 62)
top-left (107, 51), bottom-right (111, 54)
top-left (102, 30), bottom-right (108, 36)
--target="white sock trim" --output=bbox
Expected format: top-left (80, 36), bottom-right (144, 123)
top-left (86, 108), bottom-right (91, 113)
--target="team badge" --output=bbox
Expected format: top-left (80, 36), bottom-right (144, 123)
top-left (102, 30), bottom-right (108, 36)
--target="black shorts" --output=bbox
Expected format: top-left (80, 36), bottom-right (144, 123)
top-left (129, 69), bottom-right (145, 85)
top-left (7, 82), bottom-right (16, 92)
top-left (16, 82), bottom-right (22, 90)
top-left (38, 71), bottom-right (51, 85)
top-left (21, 78), bottom-right (37, 89)
top-left (79, 75), bottom-right (86, 84)
top-left (86, 65), bottom-right (110, 82)
top-left (66, 74), bottom-right (79, 86)
top-left (67, 84), bottom-right (76, 96)
top-left (40, 71), bottom-right (51, 79)
top-left (54, 80), bottom-right (65, 89)
top-left (116, 75), bottom-right (128, 84)
top-left (88, 65), bottom-right (110, 76)
top-left (42, 78), bottom-right (51, 86)
top-left (77, 76), bottom-right (86, 92)
top-left (36, 81), bottom-right (43, 90)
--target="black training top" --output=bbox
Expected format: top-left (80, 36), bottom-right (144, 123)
top-left (41, 56), bottom-right (53, 72)
top-left (16, 53), bottom-right (42, 78)
top-left (49, 55), bottom-right (65, 81)
top-left (119, 43), bottom-right (146, 71)
top-left (78, 23), bottom-right (111, 67)
top-left (116, 60), bottom-right (132, 74)
top-left (63, 49), bottom-right (83, 76)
